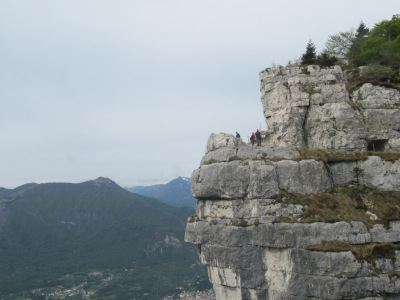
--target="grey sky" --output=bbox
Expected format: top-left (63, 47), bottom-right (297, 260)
top-left (0, 1), bottom-right (397, 188)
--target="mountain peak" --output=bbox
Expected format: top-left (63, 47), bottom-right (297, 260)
top-left (177, 176), bottom-right (190, 183)
top-left (170, 176), bottom-right (191, 185)
top-left (91, 177), bottom-right (116, 187)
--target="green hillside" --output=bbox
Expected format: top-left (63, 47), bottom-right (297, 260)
top-left (0, 178), bottom-right (209, 299)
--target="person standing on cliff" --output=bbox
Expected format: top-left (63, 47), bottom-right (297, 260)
top-left (250, 132), bottom-right (255, 146)
top-left (234, 132), bottom-right (241, 154)
top-left (256, 130), bottom-right (262, 146)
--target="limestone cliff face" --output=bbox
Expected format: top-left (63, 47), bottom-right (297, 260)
top-left (260, 65), bottom-right (400, 152)
top-left (185, 65), bottom-right (400, 299)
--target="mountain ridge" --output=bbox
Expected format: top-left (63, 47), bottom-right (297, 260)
top-left (0, 177), bottom-right (209, 299)
top-left (127, 176), bottom-right (196, 207)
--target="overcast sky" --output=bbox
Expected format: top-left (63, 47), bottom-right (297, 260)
top-left (0, 1), bottom-right (397, 188)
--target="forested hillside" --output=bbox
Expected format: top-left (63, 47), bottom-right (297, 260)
top-left (0, 178), bottom-right (209, 299)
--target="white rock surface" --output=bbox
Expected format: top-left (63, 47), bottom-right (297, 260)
top-left (260, 66), bottom-right (400, 152)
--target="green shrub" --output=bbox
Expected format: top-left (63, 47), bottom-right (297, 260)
top-left (187, 215), bottom-right (200, 223)
top-left (301, 81), bottom-right (321, 95)
top-left (315, 52), bottom-right (338, 66)
top-left (360, 64), bottom-right (396, 81)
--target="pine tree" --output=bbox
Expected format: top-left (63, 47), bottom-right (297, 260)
top-left (301, 40), bottom-right (317, 65)
top-left (347, 22), bottom-right (369, 66)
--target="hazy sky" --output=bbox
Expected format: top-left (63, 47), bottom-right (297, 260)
top-left (0, 1), bottom-right (397, 188)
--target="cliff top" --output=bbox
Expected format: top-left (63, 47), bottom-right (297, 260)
top-left (258, 65), bottom-right (400, 153)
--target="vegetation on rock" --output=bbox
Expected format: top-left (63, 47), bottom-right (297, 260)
top-left (306, 240), bottom-right (400, 263)
top-left (298, 14), bottom-right (400, 90)
top-left (272, 187), bottom-right (400, 229)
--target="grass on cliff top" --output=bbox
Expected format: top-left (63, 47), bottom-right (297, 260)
top-left (345, 66), bottom-right (400, 94)
top-left (306, 240), bottom-right (400, 263)
top-left (273, 187), bottom-right (400, 229)
top-left (298, 148), bottom-right (400, 163)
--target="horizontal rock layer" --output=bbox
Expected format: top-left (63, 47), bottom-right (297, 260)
top-left (193, 134), bottom-right (400, 198)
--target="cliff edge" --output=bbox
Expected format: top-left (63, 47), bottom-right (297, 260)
top-left (185, 65), bottom-right (400, 300)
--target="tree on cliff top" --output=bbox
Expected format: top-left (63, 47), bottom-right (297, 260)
top-left (346, 21), bottom-right (369, 66)
top-left (357, 14), bottom-right (400, 68)
top-left (326, 15), bottom-right (400, 69)
top-left (325, 28), bottom-right (355, 64)
top-left (300, 40), bottom-right (337, 66)
top-left (300, 40), bottom-right (317, 65)
top-left (297, 14), bottom-right (400, 72)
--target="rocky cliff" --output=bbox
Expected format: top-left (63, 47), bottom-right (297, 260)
top-left (185, 65), bottom-right (400, 299)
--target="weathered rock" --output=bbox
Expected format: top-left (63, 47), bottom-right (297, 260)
top-left (362, 108), bottom-right (400, 152)
top-left (205, 132), bottom-right (246, 153)
top-left (328, 157), bottom-right (400, 191)
top-left (200, 143), bottom-right (299, 165)
top-left (195, 198), bottom-right (303, 223)
top-left (361, 156), bottom-right (400, 191)
top-left (306, 102), bottom-right (367, 150)
top-left (352, 83), bottom-right (400, 109)
top-left (329, 160), bottom-right (358, 186)
top-left (274, 159), bottom-right (333, 193)
top-left (196, 134), bottom-right (400, 196)
top-left (248, 161), bottom-right (280, 199)
top-left (260, 66), bottom-right (400, 152)
top-left (185, 65), bottom-right (400, 299)
top-left (369, 221), bottom-right (400, 243)
top-left (191, 161), bottom-right (251, 200)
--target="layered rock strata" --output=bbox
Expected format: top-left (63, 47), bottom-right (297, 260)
top-left (185, 66), bottom-right (400, 299)
top-left (260, 65), bottom-right (400, 152)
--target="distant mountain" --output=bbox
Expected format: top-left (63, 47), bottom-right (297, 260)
top-left (127, 176), bottom-right (197, 207)
top-left (0, 177), bottom-right (209, 299)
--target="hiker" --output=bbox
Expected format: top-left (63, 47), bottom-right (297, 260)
top-left (250, 133), bottom-right (255, 146)
top-left (234, 132), bottom-right (241, 154)
top-left (256, 130), bottom-right (262, 146)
